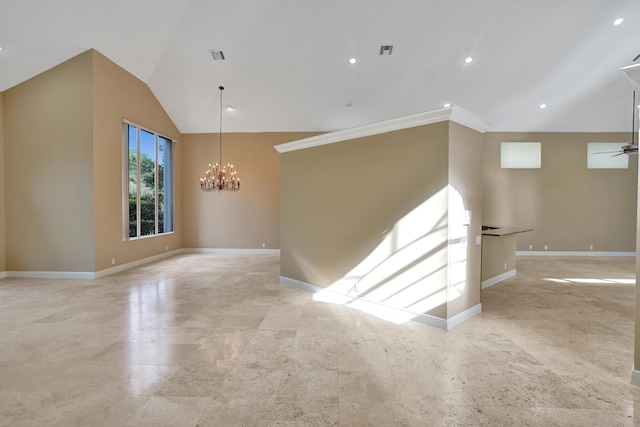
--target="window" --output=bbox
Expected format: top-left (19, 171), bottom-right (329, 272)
top-left (124, 122), bottom-right (174, 239)
top-left (587, 142), bottom-right (629, 169)
top-left (500, 142), bottom-right (541, 169)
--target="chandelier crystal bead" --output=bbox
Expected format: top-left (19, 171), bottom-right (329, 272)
top-left (200, 86), bottom-right (240, 192)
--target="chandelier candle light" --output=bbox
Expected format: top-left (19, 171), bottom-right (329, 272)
top-left (200, 86), bottom-right (240, 192)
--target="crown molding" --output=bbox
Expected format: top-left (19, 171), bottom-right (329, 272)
top-left (274, 106), bottom-right (493, 153)
top-left (449, 107), bottom-right (494, 134)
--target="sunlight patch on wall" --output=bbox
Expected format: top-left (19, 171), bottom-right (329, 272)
top-left (311, 185), bottom-right (469, 324)
top-left (448, 186), bottom-right (468, 303)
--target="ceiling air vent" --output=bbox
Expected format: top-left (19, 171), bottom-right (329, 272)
top-left (210, 49), bottom-right (225, 60)
top-left (379, 45), bottom-right (393, 55)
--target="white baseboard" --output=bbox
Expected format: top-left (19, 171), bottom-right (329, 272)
top-left (94, 249), bottom-right (184, 278)
top-left (280, 276), bottom-right (481, 330)
top-left (7, 271), bottom-right (96, 279)
top-left (6, 249), bottom-right (184, 280)
top-left (631, 369), bottom-right (640, 387)
top-left (4, 248), bottom-right (281, 280)
top-left (182, 248), bottom-right (280, 255)
top-left (482, 269), bottom-right (516, 289)
top-left (445, 303), bottom-right (482, 330)
top-left (516, 251), bottom-right (635, 257)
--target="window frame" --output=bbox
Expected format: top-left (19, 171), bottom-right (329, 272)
top-left (122, 120), bottom-right (176, 241)
top-left (587, 142), bottom-right (629, 169)
top-left (500, 141), bottom-right (542, 169)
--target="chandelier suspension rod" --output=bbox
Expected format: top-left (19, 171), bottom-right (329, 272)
top-left (199, 84), bottom-right (239, 192)
top-left (219, 85), bottom-right (224, 164)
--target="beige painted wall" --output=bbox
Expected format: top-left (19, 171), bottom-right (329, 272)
top-left (4, 51), bottom-right (95, 272)
top-left (182, 132), bottom-right (316, 249)
top-left (92, 51), bottom-right (182, 272)
top-left (448, 122), bottom-right (483, 317)
top-left (0, 91), bottom-right (5, 272)
top-left (281, 123), bottom-right (452, 318)
top-left (481, 234), bottom-right (516, 282)
top-left (635, 162), bottom-right (640, 370)
top-left (483, 132), bottom-right (637, 252)
top-left (2, 49), bottom-right (182, 273)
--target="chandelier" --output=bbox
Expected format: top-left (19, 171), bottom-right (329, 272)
top-left (200, 86), bottom-right (240, 192)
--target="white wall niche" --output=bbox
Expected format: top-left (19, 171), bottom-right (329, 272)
top-left (587, 142), bottom-right (629, 169)
top-left (500, 142), bottom-right (541, 169)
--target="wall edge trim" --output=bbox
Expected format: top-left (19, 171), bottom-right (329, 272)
top-left (482, 269), bottom-right (516, 289)
top-left (94, 249), bottom-right (183, 278)
top-left (631, 369), bottom-right (640, 387)
top-left (182, 248), bottom-right (281, 254)
top-left (445, 303), bottom-right (482, 330)
top-left (274, 106), bottom-right (492, 153)
top-left (516, 251), bottom-right (635, 257)
top-left (7, 271), bottom-right (96, 279)
top-left (7, 249), bottom-right (282, 280)
top-left (279, 275), bottom-right (468, 330)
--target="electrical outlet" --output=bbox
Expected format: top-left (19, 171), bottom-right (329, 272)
top-left (504, 263), bottom-right (507, 270)
top-left (528, 245), bottom-right (533, 250)
top-left (544, 245), bottom-right (548, 250)
top-left (166, 245), bottom-right (169, 251)
top-left (589, 245), bottom-right (593, 251)
top-left (262, 243), bottom-right (266, 248)
top-left (111, 258), bottom-right (115, 265)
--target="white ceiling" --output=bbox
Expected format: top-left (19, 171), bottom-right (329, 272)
top-left (1, 0), bottom-right (640, 134)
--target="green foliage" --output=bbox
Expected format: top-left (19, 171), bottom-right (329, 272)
top-left (128, 130), bottom-right (170, 238)
top-left (129, 199), bottom-right (165, 236)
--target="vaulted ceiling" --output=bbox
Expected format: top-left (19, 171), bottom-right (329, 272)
top-left (2, 0), bottom-right (640, 134)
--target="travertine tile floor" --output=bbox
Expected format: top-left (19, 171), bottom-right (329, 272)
top-left (0, 254), bottom-right (639, 426)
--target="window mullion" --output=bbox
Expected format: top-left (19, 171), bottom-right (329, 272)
top-left (136, 127), bottom-right (141, 238)
top-left (155, 135), bottom-right (159, 235)
top-left (123, 121), bottom-right (174, 240)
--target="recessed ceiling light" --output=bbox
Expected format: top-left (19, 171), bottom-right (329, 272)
top-left (614, 18), bottom-right (624, 26)
top-left (225, 105), bottom-right (234, 111)
top-left (464, 56), bottom-right (473, 64)
top-left (443, 103), bottom-right (452, 108)
top-left (349, 58), bottom-right (357, 64)
top-left (539, 103), bottom-right (547, 109)
top-left (0, 46), bottom-right (3, 52)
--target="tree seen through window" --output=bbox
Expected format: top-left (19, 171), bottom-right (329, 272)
top-left (126, 124), bottom-right (174, 238)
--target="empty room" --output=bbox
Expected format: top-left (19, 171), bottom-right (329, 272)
top-left (2, 1), bottom-right (640, 426)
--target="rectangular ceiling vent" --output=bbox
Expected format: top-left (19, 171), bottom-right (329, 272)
top-left (379, 45), bottom-right (393, 55)
top-left (210, 49), bottom-right (225, 60)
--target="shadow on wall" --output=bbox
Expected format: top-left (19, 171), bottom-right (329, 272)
top-left (305, 185), bottom-right (470, 324)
